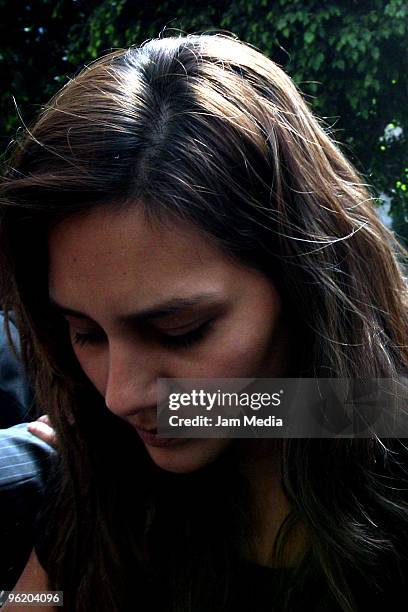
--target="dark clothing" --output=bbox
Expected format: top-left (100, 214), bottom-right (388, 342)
top-left (229, 558), bottom-right (408, 611)
top-left (0, 312), bottom-right (34, 427)
top-left (0, 311), bottom-right (47, 588)
top-left (34, 523), bottom-right (408, 611)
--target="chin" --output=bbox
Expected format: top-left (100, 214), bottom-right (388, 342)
top-left (144, 438), bottom-right (232, 474)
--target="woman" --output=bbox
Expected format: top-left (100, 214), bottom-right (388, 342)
top-left (1, 33), bottom-right (407, 611)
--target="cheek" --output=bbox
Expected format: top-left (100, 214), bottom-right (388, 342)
top-left (198, 306), bottom-right (285, 378)
top-left (209, 342), bottom-right (272, 377)
top-left (194, 329), bottom-right (277, 377)
top-left (73, 347), bottom-right (108, 396)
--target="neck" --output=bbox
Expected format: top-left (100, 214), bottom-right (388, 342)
top-left (236, 439), bottom-right (307, 568)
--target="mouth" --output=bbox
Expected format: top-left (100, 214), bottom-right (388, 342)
top-left (134, 425), bottom-right (185, 448)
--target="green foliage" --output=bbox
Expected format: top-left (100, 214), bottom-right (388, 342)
top-left (1, 0), bottom-right (407, 242)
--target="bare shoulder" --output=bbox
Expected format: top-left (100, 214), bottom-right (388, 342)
top-left (2, 549), bottom-right (57, 611)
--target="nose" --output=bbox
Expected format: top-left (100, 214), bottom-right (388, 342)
top-left (104, 342), bottom-right (159, 419)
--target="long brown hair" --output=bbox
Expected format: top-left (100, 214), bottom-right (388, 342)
top-left (1, 33), bottom-right (408, 611)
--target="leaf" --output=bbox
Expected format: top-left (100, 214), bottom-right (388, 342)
top-left (304, 31), bottom-right (315, 44)
top-left (312, 51), bottom-right (325, 70)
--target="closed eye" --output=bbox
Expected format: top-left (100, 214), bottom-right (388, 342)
top-left (71, 330), bottom-right (106, 347)
top-left (71, 321), bottom-right (213, 350)
top-left (158, 320), bottom-right (213, 349)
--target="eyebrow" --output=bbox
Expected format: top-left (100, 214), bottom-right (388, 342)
top-left (49, 292), bottom-right (222, 324)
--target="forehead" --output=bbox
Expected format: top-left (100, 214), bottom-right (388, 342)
top-left (47, 206), bottom-right (236, 309)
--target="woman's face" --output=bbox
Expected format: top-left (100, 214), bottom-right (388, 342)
top-left (48, 206), bottom-right (291, 473)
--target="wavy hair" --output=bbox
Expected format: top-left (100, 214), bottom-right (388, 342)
top-left (1, 33), bottom-right (408, 611)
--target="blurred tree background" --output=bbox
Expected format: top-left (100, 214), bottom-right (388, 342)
top-left (1, 0), bottom-right (407, 243)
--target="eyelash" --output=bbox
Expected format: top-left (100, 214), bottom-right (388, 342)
top-left (71, 331), bottom-right (104, 347)
top-left (71, 321), bottom-right (212, 350)
top-left (159, 321), bottom-right (212, 349)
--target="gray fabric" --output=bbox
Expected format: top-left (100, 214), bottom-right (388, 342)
top-left (0, 423), bottom-right (55, 589)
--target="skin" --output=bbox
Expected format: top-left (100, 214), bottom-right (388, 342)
top-left (48, 206), bottom-right (293, 475)
top-left (27, 415), bottom-right (57, 448)
top-left (7, 205), bottom-right (299, 603)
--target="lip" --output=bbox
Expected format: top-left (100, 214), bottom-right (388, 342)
top-left (135, 426), bottom-right (186, 448)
